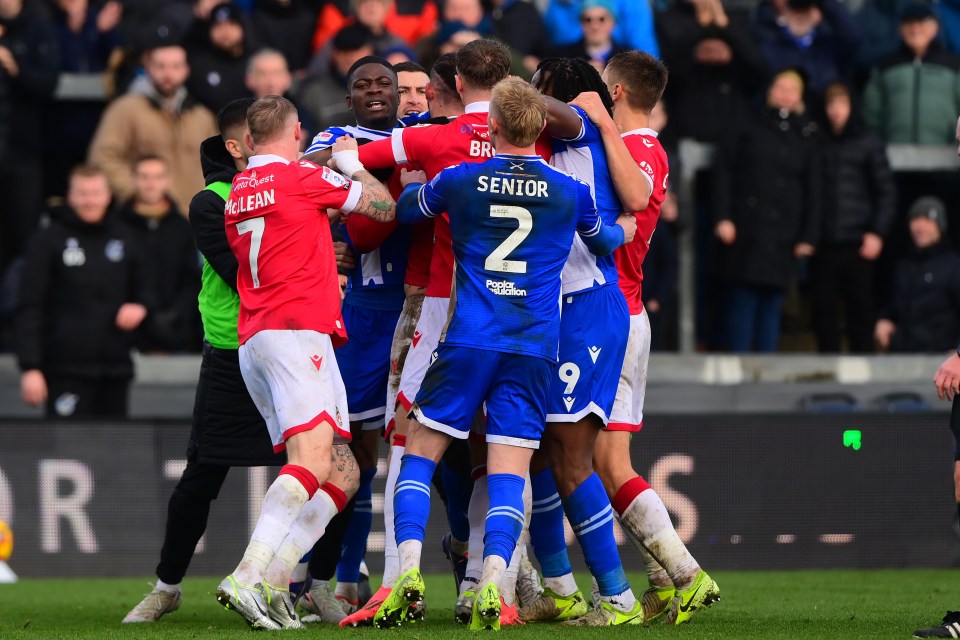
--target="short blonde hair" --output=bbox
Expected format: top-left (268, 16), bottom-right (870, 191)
top-left (247, 95), bottom-right (298, 145)
top-left (490, 78), bottom-right (546, 148)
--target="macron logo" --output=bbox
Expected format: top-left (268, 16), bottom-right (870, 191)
top-left (310, 355), bottom-right (323, 371)
top-left (588, 346), bottom-right (601, 363)
top-left (412, 331), bottom-right (423, 348)
top-left (563, 396), bottom-right (576, 412)
top-left (642, 138), bottom-right (655, 148)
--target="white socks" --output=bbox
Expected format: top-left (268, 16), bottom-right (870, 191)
top-left (478, 554), bottom-right (507, 595)
top-left (620, 490), bottom-right (699, 588)
top-left (264, 488), bottom-right (339, 588)
top-left (234, 474), bottom-right (310, 585)
top-left (463, 472), bottom-right (489, 591)
top-left (544, 573), bottom-right (579, 597)
top-left (155, 579), bottom-right (180, 594)
top-left (382, 443), bottom-right (405, 588)
top-left (398, 540), bottom-right (423, 576)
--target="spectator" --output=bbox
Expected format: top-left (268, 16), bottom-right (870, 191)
top-left (117, 156), bottom-right (201, 353)
top-left (312, 0), bottom-right (438, 51)
top-left (811, 81), bottom-right (896, 353)
top-left (750, 0), bottom-right (861, 96)
top-left (245, 47), bottom-right (291, 96)
top-left (15, 164), bottom-right (151, 418)
top-left (88, 43), bottom-right (218, 212)
top-left (250, 0), bottom-right (322, 73)
top-left (875, 197), bottom-right (960, 352)
top-left (936, 0), bottom-right (960, 56)
top-left (854, 0), bottom-right (913, 79)
top-left (186, 3), bottom-right (255, 113)
top-left (0, 0), bottom-right (59, 274)
top-left (45, 0), bottom-right (125, 199)
top-left (713, 69), bottom-right (821, 352)
top-left (490, 0), bottom-right (551, 75)
top-left (394, 59), bottom-right (428, 116)
top-left (549, 0), bottom-right (629, 73)
top-left (298, 23), bottom-right (376, 131)
top-left (415, 19), bottom-right (481, 72)
top-left (657, 0), bottom-right (768, 143)
top-left (543, 0), bottom-right (659, 56)
top-left (308, 0), bottom-right (409, 77)
top-left (863, 3), bottom-right (960, 145)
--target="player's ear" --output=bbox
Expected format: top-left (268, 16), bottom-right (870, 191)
top-left (244, 132), bottom-right (255, 151)
top-left (455, 74), bottom-right (463, 95)
top-left (294, 121), bottom-right (302, 141)
top-left (225, 139), bottom-right (242, 160)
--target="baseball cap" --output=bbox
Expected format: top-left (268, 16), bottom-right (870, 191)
top-left (210, 3), bottom-right (243, 25)
top-left (908, 196), bottom-right (948, 232)
top-left (900, 2), bottom-right (936, 23)
top-left (581, 0), bottom-right (618, 21)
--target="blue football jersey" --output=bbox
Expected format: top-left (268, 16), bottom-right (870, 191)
top-left (398, 154), bottom-right (623, 362)
top-left (307, 123), bottom-right (409, 311)
top-left (550, 105), bottom-right (623, 295)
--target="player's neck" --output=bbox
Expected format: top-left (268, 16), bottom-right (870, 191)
top-left (613, 106), bottom-right (650, 135)
top-left (495, 142), bottom-right (535, 156)
top-left (356, 115), bottom-right (396, 132)
top-left (252, 142), bottom-right (297, 163)
top-left (460, 89), bottom-right (491, 110)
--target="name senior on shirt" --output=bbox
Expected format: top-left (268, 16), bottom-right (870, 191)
top-left (476, 175), bottom-right (549, 197)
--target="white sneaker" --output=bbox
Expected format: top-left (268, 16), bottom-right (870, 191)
top-left (516, 550), bottom-right (543, 609)
top-left (215, 575), bottom-right (281, 631)
top-left (300, 582), bottom-right (347, 623)
top-left (263, 582), bottom-right (304, 629)
top-left (122, 586), bottom-right (182, 623)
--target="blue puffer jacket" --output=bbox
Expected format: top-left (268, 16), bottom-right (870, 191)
top-left (542, 0), bottom-right (659, 56)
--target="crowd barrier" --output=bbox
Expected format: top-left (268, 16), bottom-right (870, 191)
top-left (1, 412), bottom-right (954, 578)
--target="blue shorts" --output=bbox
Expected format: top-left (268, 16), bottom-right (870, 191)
top-left (412, 345), bottom-right (553, 449)
top-left (337, 303), bottom-right (402, 430)
top-left (546, 284), bottom-right (629, 424)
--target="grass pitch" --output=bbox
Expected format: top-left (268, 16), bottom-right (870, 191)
top-left (1, 570), bottom-right (958, 639)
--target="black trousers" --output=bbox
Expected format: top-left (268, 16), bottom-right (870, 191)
top-left (810, 244), bottom-right (877, 353)
top-left (45, 375), bottom-right (129, 418)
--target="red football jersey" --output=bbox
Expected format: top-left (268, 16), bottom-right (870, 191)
top-left (616, 128), bottom-right (669, 315)
top-left (225, 154), bottom-right (361, 345)
top-left (359, 102), bottom-right (494, 298)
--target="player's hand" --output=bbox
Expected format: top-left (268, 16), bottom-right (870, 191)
top-left (338, 274), bottom-right (348, 301)
top-left (860, 232), bottom-right (883, 261)
top-left (934, 352), bottom-right (960, 401)
top-left (794, 242), bottom-right (815, 258)
top-left (715, 220), bottom-right (736, 245)
top-left (0, 46), bottom-right (19, 77)
top-left (874, 318), bottom-right (895, 351)
top-left (400, 168), bottom-right (426, 186)
top-left (327, 208), bottom-right (348, 224)
top-left (97, 0), bottom-right (123, 33)
top-left (20, 369), bottom-right (47, 407)
top-left (617, 214), bottom-right (637, 244)
top-left (570, 91), bottom-right (615, 130)
top-left (334, 241), bottom-right (356, 271)
top-left (646, 299), bottom-right (661, 313)
top-left (332, 136), bottom-right (364, 178)
top-left (116, 303), bottom-right (147, 331)
top-left (332, 135), bottom-right (359, 154)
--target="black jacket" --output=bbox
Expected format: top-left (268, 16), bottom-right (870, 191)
top-left (187, 136), bottom-right (282, 467)
top-left (190, 136), bottom-right (241, 292)
top-left (185, 44), bottom-right (253, 115)
top-left (882, 241), bottom-right (960, 353)
top-left (15, 207), bottom-right (152, 378)
top-left (818, 120), bottom-right (896, 245)
top-left (657, 4), bottom-right (767, 143)
top-left (714, 106), bottom-right (822, 290)
top-left (491, 0), bottom-right (551, 60)
top-left (118, 199), bottom-right (202, 352)
top-left (0, 3), bottom-right (59, 160)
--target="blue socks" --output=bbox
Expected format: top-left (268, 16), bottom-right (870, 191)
top-left (440, 459), bottom-right (472, 543)
top-left (565, 473), bottom-right (629, 597)
top-left (394, 454), bottom-right (437, 545)
top-left (528, 468), bottom-right (572, 578)
top-left (336, 467), bottom-right (376, 583)
top-left (483, 473), bottom-right (526, 563)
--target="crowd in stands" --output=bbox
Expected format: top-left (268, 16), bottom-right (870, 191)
top-left (2, 0), bottom-right (960, 357)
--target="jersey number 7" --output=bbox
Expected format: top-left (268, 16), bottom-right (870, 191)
top-left (485, 205), bottom-right (532, 274)
top-left (236, 216), bottom-right (265, 288)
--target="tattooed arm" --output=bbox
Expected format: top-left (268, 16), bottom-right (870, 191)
top-left (331, 135), bottom-right (396, 222)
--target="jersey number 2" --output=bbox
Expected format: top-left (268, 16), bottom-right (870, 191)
top-left (485, 205), bottom-right (532, 274)
top-left (236, 216), bottom-right (264, 288)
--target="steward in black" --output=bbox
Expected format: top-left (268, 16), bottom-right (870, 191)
top-left (15, 205), bottom-right (150, 417)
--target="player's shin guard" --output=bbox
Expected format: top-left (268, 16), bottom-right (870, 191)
top-left (234, 465), bottom-right (318, 585)
top-left (502, 478), bottom-right (532, 606)
top-left (441, 458), bottom-right (472, 544)
top-left (382, 434), bottom-right (405, 587)
top-left (463, 467), bottom-right (489, 593)
top-left (264, 483), bottom-right (346, 588)
top-left (565, 473), bottom-right (632, 604)
top-left (529, 468), bottom-right (576, 595)
top-left (394, 454), bottom-right (437, 573)
top-left (336, 468), bottom-right (377, 588)
top-left (613, 476), bottom-right (699, 587)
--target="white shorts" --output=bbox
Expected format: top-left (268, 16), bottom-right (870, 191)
top-left (608, 310), bottom-right (651, 432)
top-left (239, 330), bottom-right (351, 453)
top-left (395, 295), bottom-right (450, 415)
